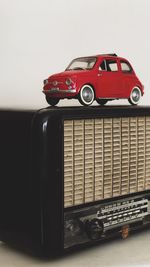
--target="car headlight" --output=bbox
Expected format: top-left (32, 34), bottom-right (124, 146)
top-left (43, 79), bottom-right (48, 85)
top-left (66, 78), bottom-right (72, 86)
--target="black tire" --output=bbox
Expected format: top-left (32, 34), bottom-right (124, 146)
top-left (128, 87), bottom-right (141, 105)
top-left (79, 85), bottom-right (95, 106)
top-left (96, 99), bottom-right (108, 106)
top-left (46, 96), bottom-right (59, 106)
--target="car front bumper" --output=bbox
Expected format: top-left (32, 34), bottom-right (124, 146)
top-left (43, 88), bottom-right (76, 94)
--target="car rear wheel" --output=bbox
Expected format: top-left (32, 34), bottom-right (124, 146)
top-left (79, 85), bottom-right (95, 106)
top-left (96, 99), bottom-right (108, 106)
top-left (46, 96), bottom-right (59, 106)
top-left (128, 87), bottom-right (141, 105)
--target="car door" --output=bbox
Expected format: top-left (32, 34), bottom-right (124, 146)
top-left (96, 58), bottom-right (122, 98)
top-left (119, 60), bottom-right (135, 97)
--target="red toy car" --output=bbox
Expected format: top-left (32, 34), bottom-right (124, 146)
top-left (43, 54), bottom-right (144, 106)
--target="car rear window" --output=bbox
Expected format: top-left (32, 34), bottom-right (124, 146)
top-left (121, 60), bottom-right (132, 73)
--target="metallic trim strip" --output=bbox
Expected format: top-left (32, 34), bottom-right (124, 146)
top-left (43, 89), bottom-right (76, 94)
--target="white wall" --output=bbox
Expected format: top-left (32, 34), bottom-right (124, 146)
top-left (0, 0), bottom-right (150, 108)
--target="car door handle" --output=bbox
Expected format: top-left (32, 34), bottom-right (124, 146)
top-left (98, 73), bottom-right (102, 77)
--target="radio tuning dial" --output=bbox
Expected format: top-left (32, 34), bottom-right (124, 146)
top-left (85, 218), bottom-right (103, 240)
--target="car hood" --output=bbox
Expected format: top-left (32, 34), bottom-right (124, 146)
top-left (49, 70), bottom-right (91, 79)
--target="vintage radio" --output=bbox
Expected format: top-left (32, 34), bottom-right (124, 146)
top-left (0, 106), bottom-right (150, 256)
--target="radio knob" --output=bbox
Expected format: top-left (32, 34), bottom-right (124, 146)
top-left (85, 218), bottom-right (103, 240)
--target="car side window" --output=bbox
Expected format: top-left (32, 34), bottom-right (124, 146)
top-left (121, 61), bottom-right (132, 73)
top-left (106, 59), bottom-right (118, 72)
top-left (99, 60), bottom-right (107, 71)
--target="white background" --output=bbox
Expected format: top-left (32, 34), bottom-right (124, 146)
top-left (0, 0), bottom-right (150, 108)
top-left (1, 1), bottom-right (150, 266)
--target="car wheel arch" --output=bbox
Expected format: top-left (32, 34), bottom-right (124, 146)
top-left (136, 85), bottom-right (143, 95)
top-left (130, 85), bottom-right (142, 95)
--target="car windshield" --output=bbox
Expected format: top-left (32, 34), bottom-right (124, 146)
top-left (66, 57), bottom-right (97, 71)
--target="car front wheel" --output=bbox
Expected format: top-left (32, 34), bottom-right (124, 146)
top-left (46, 96), bottom-right (59, 106)
top-left (128, 87), bottom-right (141, 105)
top-left (79, 85), bottom-right (95, 106)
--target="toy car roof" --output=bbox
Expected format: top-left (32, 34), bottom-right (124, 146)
top-left (99, 53), bottom-right (117, 57)
top-left (75, 54), bottom-right (118, 60)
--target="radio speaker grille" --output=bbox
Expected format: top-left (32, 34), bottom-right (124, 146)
top-left (64, 117), bottom-right (150, 207)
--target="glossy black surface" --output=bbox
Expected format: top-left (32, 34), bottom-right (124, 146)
top-left (0, 106), bottom-right (150, 256)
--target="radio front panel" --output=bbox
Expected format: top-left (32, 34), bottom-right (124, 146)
top-left (64, 115), bottom-right (150, 250)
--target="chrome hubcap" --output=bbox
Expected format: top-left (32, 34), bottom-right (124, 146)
top-left (82, 87), bottom-right (93, 103)
top-left (132, 89), bottom-right (140, 102)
